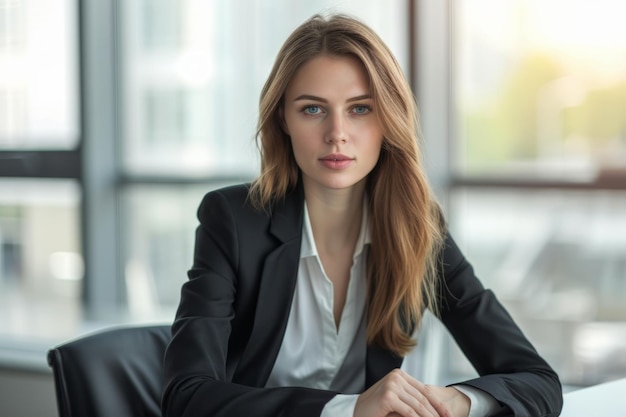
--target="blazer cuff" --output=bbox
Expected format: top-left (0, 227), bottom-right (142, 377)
top-left (453, 384), bottom-right (503, 417)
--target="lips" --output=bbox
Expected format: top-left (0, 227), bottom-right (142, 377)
top-left (319, 153), bottom-right (354, 170)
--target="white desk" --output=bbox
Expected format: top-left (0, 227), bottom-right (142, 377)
top-left (561, 378), bottom-right (626, 416)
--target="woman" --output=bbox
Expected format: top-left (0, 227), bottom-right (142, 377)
top-left (162, 14), bottom-right (563, 417)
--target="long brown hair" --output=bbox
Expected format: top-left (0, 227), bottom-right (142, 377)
top-left (250, 14), bottom-right (445, 357)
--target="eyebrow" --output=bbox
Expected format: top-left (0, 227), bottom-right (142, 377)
top-left (293, 94), bottom-right (372, 103)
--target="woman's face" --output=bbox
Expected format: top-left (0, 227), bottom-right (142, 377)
top-left (282, 54), bottom-right (384, 195)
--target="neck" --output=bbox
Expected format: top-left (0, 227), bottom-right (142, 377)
top-left (304, 182), bottom-right (365, 251)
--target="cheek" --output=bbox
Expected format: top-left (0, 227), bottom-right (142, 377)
top-left (289, 127), bottom-right (317, 151)
top-left (367, 142), bottom-right (384, 171)
top-left (289, 136), bottom-right (310, 167)
top-left (368, 136), bottom-right (384, 159)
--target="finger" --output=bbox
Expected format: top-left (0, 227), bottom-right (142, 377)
top-left (379, 369), bottom-right (444, 417)
top-left (397, 388), bottom-right (439, 417)
top-left (393, 372), bottom-right (440, 417)
top-left (419, 386), bottom-right (453, 417)
top-left (388, 396), bottom-right (436, 417)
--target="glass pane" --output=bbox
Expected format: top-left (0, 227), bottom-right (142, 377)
top-left (454, 0), bottom-right (626, 181)
top-left (447, 188), bottom-right (626, 387)
top-left (119, 0), bottom-right (407, 177)
top-left (0, 0), bottom-right (79, 148)
top-left (0, 179), bottom-right (82, 341)
top-left (121, 183), bottom-right (235, 316)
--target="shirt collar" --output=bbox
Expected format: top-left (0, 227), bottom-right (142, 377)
top-left (300, 199), bottom-right (371, 260)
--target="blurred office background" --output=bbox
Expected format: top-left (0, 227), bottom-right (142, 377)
top-left (0, 0), bottom-right (625, 415)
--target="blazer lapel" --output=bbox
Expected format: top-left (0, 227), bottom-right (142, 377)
top-left (235, 185), bottom-right (305, 387)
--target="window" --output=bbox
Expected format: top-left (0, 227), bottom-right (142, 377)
top-left (449, 188), bottom-right (626, 386)
top-left (0, 0), bottom-right (79, 148)
top-left (416, 0), bottom-right (626, 388)
top-left (0, 0), bottom-right (81, 347)
top-left (454, 0), bottom-right (626, 182)
top-left (0, 179), bottom-right (82, 340)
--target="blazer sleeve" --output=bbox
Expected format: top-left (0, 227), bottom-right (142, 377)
top-left (439, 233), bottom-right (563, 417)
top-left (161, 190), bottom-right (336, 417)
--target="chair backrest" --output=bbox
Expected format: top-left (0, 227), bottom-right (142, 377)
top-left (47, 325), bottom-right (171, 417)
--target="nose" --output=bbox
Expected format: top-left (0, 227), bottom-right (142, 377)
top-left (325, 112), bottom-right (347, 144)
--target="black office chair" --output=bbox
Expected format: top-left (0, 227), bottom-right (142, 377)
top-left (47, 324), bottom-right (171, 417)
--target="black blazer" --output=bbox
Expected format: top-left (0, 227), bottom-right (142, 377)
top-left (162, 183), bottom-right (563, 417)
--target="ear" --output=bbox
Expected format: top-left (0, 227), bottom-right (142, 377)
top-left (278, 106), bottom-right (290, 135)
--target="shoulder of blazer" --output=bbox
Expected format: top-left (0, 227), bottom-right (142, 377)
top-left (205, 182), bottom-right (305, 244)
top-left (203, 183), bottom-right (252, 209)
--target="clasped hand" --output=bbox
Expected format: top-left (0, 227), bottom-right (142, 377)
top-left (354, 369), bottom-right (470, 417)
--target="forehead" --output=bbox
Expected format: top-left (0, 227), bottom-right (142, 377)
top-left (285, 54), bottom-right (371, 99)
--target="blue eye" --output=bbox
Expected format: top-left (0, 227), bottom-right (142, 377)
top-left (303, 105), bottom-right (322, 115)
top-left (352, 105), bottom-right (371, 115)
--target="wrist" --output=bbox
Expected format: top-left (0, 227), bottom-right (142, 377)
top-left (448, 387), bottom-right (471, 417)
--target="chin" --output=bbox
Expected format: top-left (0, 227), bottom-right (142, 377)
top-left (321, 178), bottom-right (364, 191)
top-left (303, 171), bottom-right (367, 192)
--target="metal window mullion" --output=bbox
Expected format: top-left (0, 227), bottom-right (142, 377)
top-left (414, 0), bottom-right (453, 206)
top-left (410, 0), bottom-right (454, 387)
top-left (80, 0), bottom-right (123, 319)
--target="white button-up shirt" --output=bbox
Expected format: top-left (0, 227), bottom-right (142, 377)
top-left (266, 202), bottom-right (369, 396)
